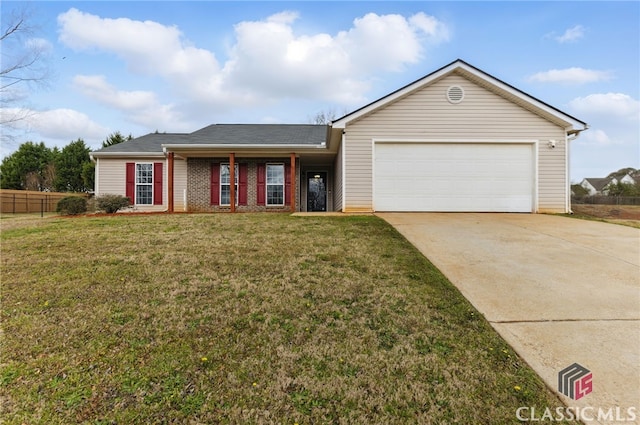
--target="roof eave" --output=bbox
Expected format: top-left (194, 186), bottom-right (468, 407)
top-left (91, 151), bottom-right (165, 159)
top-left (162, 143), bottom-right (327, 150)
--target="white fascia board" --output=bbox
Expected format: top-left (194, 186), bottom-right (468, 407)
top-left (162, 143), bottom-right (325, 150)
top-left (456, 63), bottom-right (588, 131)
top-left (372, 138), bottom-right (539, 144)
top-left (90, 151), bottom-right (165, 158)
top-left (333, 60), bottom-right (587, 132)
top-left (333, 61), bottom-right (462, 129)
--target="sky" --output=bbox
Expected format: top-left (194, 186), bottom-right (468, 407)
top-left (1, 1), bottom-right (639, 182)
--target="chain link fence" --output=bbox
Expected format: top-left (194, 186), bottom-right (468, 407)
top-left (572, 196), bottom-right (640, 206)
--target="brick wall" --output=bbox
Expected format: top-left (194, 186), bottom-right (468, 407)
top-left (187, 157), bottom-right (300, 212)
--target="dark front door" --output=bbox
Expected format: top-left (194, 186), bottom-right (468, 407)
top-left (307, 172), bottom-right (327, 212)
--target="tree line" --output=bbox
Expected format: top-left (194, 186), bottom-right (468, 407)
top-left (0, 132), bottom-right (132, 192)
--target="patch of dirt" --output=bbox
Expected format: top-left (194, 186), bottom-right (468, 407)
top-left (572, 204), bottom-right (640, 220)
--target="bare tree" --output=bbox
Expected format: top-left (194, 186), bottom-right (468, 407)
top-left (1, 6), bottom-right (50, 128)
top-left (308, 107), bottom-right (349, 125)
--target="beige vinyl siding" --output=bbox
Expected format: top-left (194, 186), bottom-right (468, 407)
top-left (343, 72), bottom-right (568, 212)
top-left (95, 158), bottom-right (126, 198)
top-left (173, 158), bottom-right (188, 211)
top-left (333, 139), bottom-right (344, 211)
top-left (95, 157), bottom-right (167, 212)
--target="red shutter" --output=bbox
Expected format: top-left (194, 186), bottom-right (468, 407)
top-left (153, 162), bottom-right (163, 205)
top-left (285, 163), bottom-right (291, 206)
top-left (210, 163), bottom-right (220, 205)
top-left (257, 163), bottom-right (266, 205)
top-left (126, 162), bottom-right (135, 205)
top-left (238, 163), bottom-right (248, 206)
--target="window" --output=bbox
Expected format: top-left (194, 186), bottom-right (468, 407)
top-left (266, 164), bottom-right (284, 206)
top-left (136, 163), bottom-right (153, 205)
top-left (220, 163), bottom-right (238, 206)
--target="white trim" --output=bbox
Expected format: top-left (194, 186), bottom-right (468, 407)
top-left (373, 138), bottom-right (539, 144)
top-left (94, 158), bottom-right (100, 196)
top-left (371, 138), bottom-right (377, 211)
top-left (162, 143), bottom-right (323, 150)
top-left (565, 129), bottom-right (571, 213)
top-left (333, 64), bottom-right (456, 128)
top-left (333, 60), bottom-right (587, 130)
top-left (266, 163), bottom-right (285, 207)
top-left (341, 132), bottom-right (346, 212)
top-left (219, 163), bottom-right (239, 207)
top-left (91, 152), bottom-right (165, 158)
top-left (532, 142), bottom-right (539, 213)
top-left (135, 162), bottom-right (154, 206)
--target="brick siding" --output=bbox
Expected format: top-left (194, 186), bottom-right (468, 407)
top-left (187, 158), bottom-right (300, 212)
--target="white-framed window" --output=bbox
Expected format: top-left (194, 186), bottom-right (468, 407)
top-left (266, 163), bottom-right (285, 206)
top-left (136, 163), bottom-right (153, 205)
top-left (220, 163), bottom-right (238, 206)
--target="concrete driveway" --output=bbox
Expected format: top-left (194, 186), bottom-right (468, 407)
top-left (378, 213), bottom-right (640, 424)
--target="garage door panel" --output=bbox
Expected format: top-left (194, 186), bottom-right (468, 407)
top-left (374, 143), bottom-right (534, 212)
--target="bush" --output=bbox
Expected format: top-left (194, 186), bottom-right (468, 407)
top-left (56, 196), bottom-right (88, 215)
top-left (95, 194), bottom-right (131, 213)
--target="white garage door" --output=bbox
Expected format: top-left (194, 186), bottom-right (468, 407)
top-left (374, 143), bottom-right (534, 212)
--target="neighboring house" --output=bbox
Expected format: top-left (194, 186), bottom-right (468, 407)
top-left (580, 171), bottom-right (637, 196)
top-left (579, 174), bottom-right (637, 195)
top-left (618, 174), bottom-right (636, 185)
top-left (91, 59), bottom-right (588, 214)
top-left (580, 178), bottom-right (617, 196)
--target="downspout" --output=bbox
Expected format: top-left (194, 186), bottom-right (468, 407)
top-left (93, 156), bottom-right (99, 196)
top-left (341, 131), bottom-right (346, 212)
top-left (566, 125), bottom-right (589, 214)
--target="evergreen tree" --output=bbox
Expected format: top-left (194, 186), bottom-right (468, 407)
top-left (0, 141), bottom-right (55, 190)
top-left (54, 139), bottom-right (90, 192)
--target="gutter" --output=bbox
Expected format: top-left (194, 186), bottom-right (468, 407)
top-left (91, 151), bottom-right (166, 159)
top-left (565, 124), bottom-right (589, 215)
top-left (567, 123), bottom-right (589, 137)
top-left (161, 143), bottom-right (327, 150)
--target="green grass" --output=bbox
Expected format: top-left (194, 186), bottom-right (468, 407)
top-left (1, 214), bottom-right (576, 424)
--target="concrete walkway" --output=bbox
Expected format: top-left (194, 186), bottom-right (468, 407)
top-left (378, 213), bottom-right (640, 424)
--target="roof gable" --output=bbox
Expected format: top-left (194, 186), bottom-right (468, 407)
top-left (332, 59), bottom-right (587, 132)
top-left (582, 177), bottom-right (615, 191)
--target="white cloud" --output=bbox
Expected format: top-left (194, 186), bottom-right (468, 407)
top-left (1, 107), bottom-right (108, 141)
top-left (58, 8), bottom-right (219, 77)
top-left (57, 8), bottom-right (450, 113)
top-left (568, 93), bottom-right (640, 121)
top-left (569, 93), bottom-right (640, 179)
top-left (555, 25), bottom-right (585, 43)
top-left (575, 128), bottom-right (617, 146)
top-left (72, 75), bottom-right (183, 129)
top-left (528, 67), bottom-right (612, 84)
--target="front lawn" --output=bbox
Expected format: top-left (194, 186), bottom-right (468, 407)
top-left (1, 214), bottom-right (575, 424)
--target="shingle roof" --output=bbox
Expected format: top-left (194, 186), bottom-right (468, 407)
top-left (190, 124), bottom-right (328, 145)
top-left (583, 178), bottom-right (614, 192)
top-left (92, 124), bottom-right (329, 154)
top-left (93, 133), bottom-right (190, 153)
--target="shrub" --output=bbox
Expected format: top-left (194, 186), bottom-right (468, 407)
top-left (95, 194), bottom-right (131, 214)
top-left (56, 196), bottom-right (88, 215)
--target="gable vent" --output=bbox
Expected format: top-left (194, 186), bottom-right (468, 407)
top-left (446, 85), bottom-right (465, 104)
